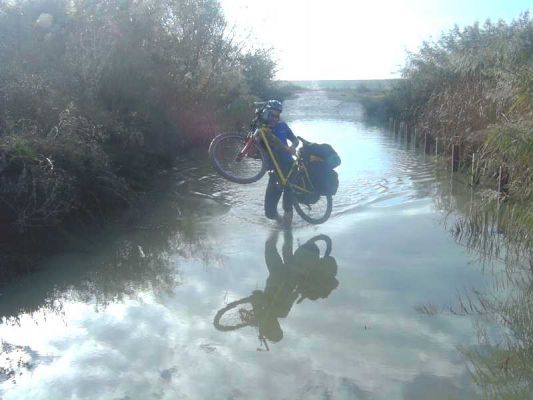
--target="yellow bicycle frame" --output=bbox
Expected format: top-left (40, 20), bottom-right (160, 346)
top-left (258, 128), bottom-right (314, 194)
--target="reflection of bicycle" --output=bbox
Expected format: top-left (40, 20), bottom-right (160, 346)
top-left (208, 111), bottom-right (332, 224)
top-left (213, 233), bottom-right (338, 349)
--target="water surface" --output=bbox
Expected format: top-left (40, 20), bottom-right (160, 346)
top-left (0, 91), bottom-right (510, 399)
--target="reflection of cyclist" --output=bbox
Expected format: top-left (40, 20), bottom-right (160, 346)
top-left (259, 100), bottom-right (300, 226)
top-left (250, 229), bottom-right (339, 344)
top-left (213, 230), bottom-right (339, 349)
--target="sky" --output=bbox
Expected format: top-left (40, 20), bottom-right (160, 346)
top-left (221, 0), bottom-right (531, 80)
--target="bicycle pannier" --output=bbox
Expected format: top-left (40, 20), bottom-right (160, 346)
top-left (301, 143), bottom-right (341, 196)
top-left (293, 242), bottom-right (339, 301)
top-left (308, 164), bottom-right (339, 196)
top-left (302, 143), bottom-right (341, 169)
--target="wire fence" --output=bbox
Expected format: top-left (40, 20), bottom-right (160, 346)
top-left (388, 118), bottom-right (507, 196)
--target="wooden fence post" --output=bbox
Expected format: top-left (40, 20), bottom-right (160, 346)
top-left (471, 153), bottom-right (476, 185)
top-left (451, 144), bottom-right (455, 172)
top-left (451, 137), bottom-right (460, 172)
top-left (498, 166), bottom-right (502, 194)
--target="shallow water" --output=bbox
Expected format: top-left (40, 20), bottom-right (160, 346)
top-left (0, 91), bottom-right (511, 399)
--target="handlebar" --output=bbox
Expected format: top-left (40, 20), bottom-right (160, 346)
top-left (297, 136), bottom-right (312, 146)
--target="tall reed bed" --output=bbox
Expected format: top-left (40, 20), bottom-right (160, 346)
top-left (394, 16), bottom-right (533, 394)
top-left (379, 13), bottom-right (532, 202)
top-left (415, 174), bottom-right (533, 399)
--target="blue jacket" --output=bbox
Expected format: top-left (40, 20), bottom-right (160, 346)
top-left (272, 121), bottom-right (297, 166)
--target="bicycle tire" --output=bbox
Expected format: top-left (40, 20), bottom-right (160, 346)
top-left (305, 234), bottom-right (332, 256)
top-left (213, 296), bottom-right (255, 331)
top-left (293, 193), bottom-right (333, 225)
top-left (208, 133), bottom-right (268, 184)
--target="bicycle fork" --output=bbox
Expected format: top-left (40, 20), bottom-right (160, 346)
top-left (236, 135), bottom-right (257, 161)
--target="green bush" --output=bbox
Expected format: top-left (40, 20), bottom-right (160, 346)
top-left (0, 0), bottom-right (285, 239)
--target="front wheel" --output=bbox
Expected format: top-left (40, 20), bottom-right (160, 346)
top-left (213, 296), bottom-right (256, 331)
top-left (293, 193), bottom-right (332, 225)
top-left (208, 133), bottom-right (268, 184)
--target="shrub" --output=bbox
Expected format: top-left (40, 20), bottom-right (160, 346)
top-left (0, 0), bottom-right (283, 242)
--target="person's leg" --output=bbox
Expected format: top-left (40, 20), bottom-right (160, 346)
top-left (265, 173), bottom-right (283, 220)
top-left (280, 161), bottom-right (294, 226)
top-left (281, 189), bottom-right (293, 213)
top-left (281, 189), bottom-right (293, 226)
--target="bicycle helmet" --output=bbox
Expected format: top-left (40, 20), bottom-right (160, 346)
top-left (260, 99), bottom-right (283, 124)
top-left (266, 99), bottom-right (282, 112)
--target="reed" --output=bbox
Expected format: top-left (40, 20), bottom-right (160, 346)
top-left (425, 177), bottom-right (533, 399)
top-left (371, 12), bottom-right (532, 201)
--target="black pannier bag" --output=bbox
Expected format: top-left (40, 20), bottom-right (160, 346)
top-left (308, 164), bottom-right (339, 195)
top-left (301, 143), bottom-right (341, 196)
top-left (293, 241), bottom-right (339, 301)
top-left (296, 188), bottom-right (321, 205)
top-left (302, 143), bottom-right (341, 169)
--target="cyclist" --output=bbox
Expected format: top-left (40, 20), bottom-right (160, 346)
top-left (260, 100), bottom-right (300, 226)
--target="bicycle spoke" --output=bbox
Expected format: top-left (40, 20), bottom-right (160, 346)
top-left (214, 298), bottom-right (256, 331)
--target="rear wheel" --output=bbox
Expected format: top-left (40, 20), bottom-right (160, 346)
top-left (208, 133), bottom-right (268, 184)
top-left (305, 234), bottom-right (333, 256)
top-left (293, 193), bottom-right (332, 225)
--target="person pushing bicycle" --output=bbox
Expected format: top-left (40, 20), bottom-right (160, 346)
top-left (258, 100), bottom-right (300, 226)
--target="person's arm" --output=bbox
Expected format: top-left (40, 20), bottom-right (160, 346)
top-left (267, 123), bottom-right (298, 155)
top-left (286, 125), bottom-right (299, 155)
top-left (263, 128), bottom-right (289, 154)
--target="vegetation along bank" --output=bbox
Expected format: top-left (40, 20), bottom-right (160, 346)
top-left (0, 0), bottom-right (296, 279)
top-left (345, 12), bottom-right (532, 256)
top-left (359, 13), bottom-right (532, 204)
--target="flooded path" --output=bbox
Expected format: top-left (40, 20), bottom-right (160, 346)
top-left (0, 91), bottom-right (513, 399)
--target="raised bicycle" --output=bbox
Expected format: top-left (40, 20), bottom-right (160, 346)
top-left (208, 105), bottom-right (333, 224)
